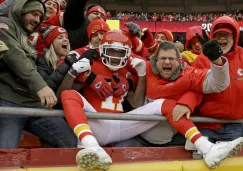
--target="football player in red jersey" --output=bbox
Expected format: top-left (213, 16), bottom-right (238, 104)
top-left (60, 30), bottom-right (178, 170)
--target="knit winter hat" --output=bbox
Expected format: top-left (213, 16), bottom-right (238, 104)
top-left (87, 20), bottom-right (110, 40)
top-left (22, 0), bottom-right (45, 15)
top-left (154, 30), bottom-right (174, 42)
top-left (87, 6), bottom-right (106, 20)
top-left (40, 26), bottom-right (68, 47)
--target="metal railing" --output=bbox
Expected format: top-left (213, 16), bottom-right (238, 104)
top-left (0, 107), bottom-right (242, 123)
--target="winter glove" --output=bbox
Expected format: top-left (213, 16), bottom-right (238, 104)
top-left (125, 22), bottom-right (142, 38)
top-left (78, 49), bottom-right (99, 63)
top-left (130, 57), bottom-right (146, 76)
top-left (141, 28), bottom-right (158, 53)
top-left (68, 58), bottom-right (91, 78)
top-left (196, 29), bottom-right (222, 61)
top-left (85, 72), bottom-right (113, 100)
top-left (112, 75), bottom-right (129, 97)
top-left (64, 53), bottom-right (78, 67)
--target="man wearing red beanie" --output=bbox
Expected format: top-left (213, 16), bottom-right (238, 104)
top-left (69, 20), bottom-right (110, 60)
top-left (154, 30), bottom-right (174, 44)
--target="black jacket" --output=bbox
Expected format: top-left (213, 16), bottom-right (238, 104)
top-left (36, 56), bottom-right (70, 92)
top-left (63, 0), bottom-right (103, 49)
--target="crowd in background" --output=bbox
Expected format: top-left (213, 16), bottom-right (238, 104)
top-left (1, 0), bottom-right (243, 170)
top-left (108, 11), bottom-right (243, 22)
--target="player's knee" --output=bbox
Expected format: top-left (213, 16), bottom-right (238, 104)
top-left (161, 99), bottom-right (177, 116)
top-left (61, 90), bottom-right (84, 107)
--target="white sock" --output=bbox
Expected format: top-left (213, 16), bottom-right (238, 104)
top-left (81, 135), bottom-right (100, 148)
top-left (194, 136), bottom-right (214, 154)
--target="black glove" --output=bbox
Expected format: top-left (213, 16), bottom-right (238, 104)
top-left (125, 22), bottom-right (142, 37)
top-left (64, 53), bottom-right (78, 67)
top-left (196, 29), bottom-right (222, 61)
top-left (78, 49), bottom-right (100, 64)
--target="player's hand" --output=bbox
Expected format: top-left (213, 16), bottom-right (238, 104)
top-left (125, 22), bottom-right (142, 38)
top-left (85, 72), bottom-right (113, 100)
top-left (130, 57), bottom-right (146, 76)
top-left (196, 29), bottom-right (222, 61)
top-left (172, 104), bottom-right (191, 121)
top-left (37, 86), bottom-right (57, 108)
top-left (112, 75), bottom-right (129, 97)
top-left (68, 58), bottom-right (91, 78)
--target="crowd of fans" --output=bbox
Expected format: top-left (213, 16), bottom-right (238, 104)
top-left (108, 11), bottom-right (243, 22)
top-left (0, 0), bottom-right (243, 171)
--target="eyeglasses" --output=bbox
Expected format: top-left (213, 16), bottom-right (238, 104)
top-left (157, 56), bottom-right (177, 62)
top-left (214, 32), bottom-right (232, 39)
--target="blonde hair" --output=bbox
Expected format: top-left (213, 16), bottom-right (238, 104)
top-left (44, 37), bottom-right (71, 70)
top-left (44, 44), bottom-right (59, 70)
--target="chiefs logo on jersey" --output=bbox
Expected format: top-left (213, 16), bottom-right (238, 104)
top-left (237, 68), bottom-right (243, 76)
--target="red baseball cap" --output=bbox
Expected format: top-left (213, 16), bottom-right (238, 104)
top-left (213, 24), bottom-right (233, 36)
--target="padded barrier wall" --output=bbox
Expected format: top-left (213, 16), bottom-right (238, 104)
top-left (2, 158), bottom-right (243, 171)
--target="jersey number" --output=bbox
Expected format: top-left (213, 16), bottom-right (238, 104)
top-left (101, 94), bottom-right (126, 112)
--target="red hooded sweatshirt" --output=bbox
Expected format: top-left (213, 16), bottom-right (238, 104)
top-left (193, 16), bottom-right (243, 129)
top-left (181, 26), bottom-right (203, 64)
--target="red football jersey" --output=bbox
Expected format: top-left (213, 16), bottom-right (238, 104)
top-left (72, 46), bottom-right (138, 113)
top-left (81, 58), bottom-right (137, 113)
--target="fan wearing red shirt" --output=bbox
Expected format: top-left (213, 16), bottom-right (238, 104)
top-left (193, 16), bottom-right (243, 141)
top-left (146, 41), bottom-right (243, 169)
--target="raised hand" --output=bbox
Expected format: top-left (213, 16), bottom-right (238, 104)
top-left (196, 29), bottom-right (222, 61)
top-left (196, 29), bottom-right (210, 45)
top-left (125, 22), bottom-right (142, 38)
top-left (130, 57), bottom-right (146, 76)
